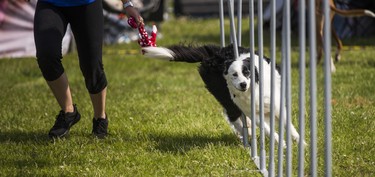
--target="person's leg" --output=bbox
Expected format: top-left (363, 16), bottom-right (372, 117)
top-left (66, 0), bottom-right (108, 137)
top-left (66, 0), bottom-right (107, 119)
top-left (34, 1), bottom-right (74, 113)
top-left (34, 2), bottom-right (80, 138)
top-left (90, 87), bottom-right (106, 119)
top-left (90, 87), bottom-right (108, 138)
top-left (47, 73), bottom-right (74, 113)
top-left (34, 2), bottom-right (73, 113)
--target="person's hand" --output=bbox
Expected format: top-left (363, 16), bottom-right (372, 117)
top-left (124, 6), bottom-right (144, 27)
top-left (127, 16), bottom-right (157, 48)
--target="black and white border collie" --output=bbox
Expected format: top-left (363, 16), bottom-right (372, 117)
top-left (142, 44), bottom-right (305, 146)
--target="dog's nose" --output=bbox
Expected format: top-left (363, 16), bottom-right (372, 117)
top-left (240, 82), bottom-right (247, 89)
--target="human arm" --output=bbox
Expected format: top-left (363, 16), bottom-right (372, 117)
top-left (121, 0), bottom-right (144, 26)
top-left (123, 0), bottom-right (157, 47)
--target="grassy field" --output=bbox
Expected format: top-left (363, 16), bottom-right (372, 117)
top-left (1, 17), bottom-right (375, 176)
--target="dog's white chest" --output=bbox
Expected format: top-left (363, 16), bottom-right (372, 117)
top-left (229, 85), bottom-right (274, 116)
top-left (229, 87), bottom-right (256, 116)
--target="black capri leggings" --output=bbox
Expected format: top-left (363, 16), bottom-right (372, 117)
top-left (34, 0), bottom-right (107, 94)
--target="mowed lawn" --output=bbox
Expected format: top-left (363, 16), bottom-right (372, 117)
top-left (0, 17), bottom-right (374, 176)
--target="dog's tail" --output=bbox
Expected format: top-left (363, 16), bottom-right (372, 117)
top-left (331, 6), bottom-right (375, 18)
top-left (142, 45), bottom-right (221, 63)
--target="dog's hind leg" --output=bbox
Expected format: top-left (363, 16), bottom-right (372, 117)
top-left (330, 57), bottom-right (336, 73)
top-left (332, 27), bottom-right (343, 62)
top-left (316, 16), bottom-right (324, 64)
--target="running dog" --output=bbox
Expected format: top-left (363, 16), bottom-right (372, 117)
top-left (142, 44), bottom-right (305, 146)
top-left (315, 0), bottom-right (375, 72)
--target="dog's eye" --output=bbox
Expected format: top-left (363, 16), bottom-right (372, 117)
top-left (233, 73), bottom-right (238, 77)
top-left (243, 70), bottom-right (250, 77)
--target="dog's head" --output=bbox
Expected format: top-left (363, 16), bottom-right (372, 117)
top-left (224, 57), bottom-right (258, 92)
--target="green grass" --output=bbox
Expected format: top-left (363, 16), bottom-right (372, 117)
top-left (1, 17), bottom-right (375, 176)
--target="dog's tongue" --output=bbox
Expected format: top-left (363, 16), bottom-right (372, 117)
top-left (128, 16), bottom-right (157, 48)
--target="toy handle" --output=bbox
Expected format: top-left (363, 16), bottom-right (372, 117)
top-left (127, 16), bottom-right (157, 47)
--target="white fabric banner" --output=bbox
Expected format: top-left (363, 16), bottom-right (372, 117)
top-left (0, 0), bottom-right (71, 59)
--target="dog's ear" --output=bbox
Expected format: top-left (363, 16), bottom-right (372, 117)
top-left (242, 58), bottom-right (259, 83)
top-left (243, 58), bottom-right (251, 68)
top-left (220, 44), bottom-right (236, 60)
top-left (254, 66), bottom-right (259, 83)
top-left (223, 60), bottom-right (234, 75)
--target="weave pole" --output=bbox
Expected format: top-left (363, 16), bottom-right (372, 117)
top-left (219, 0), bottom-right (225, 47)
top-left (277, 38), bottom-right (286, 177)
top-left (237, 0), bottom-right (242, 46)
top-left (308, 0), bottom-right (318, 176)
top-left (298, 0), bottom-right (306, 176)
top-left (227, 0), bottom-right (239, 58)
top-left (248, 0), bottom-right (258, 161)
top-left (282, 0), bottom-right (293, 176)
top-left (323, 0), bottom-right (333, 176)
top-left (256, 0), bottom-right (268, 174)
top-left (268, 0), bottom-right (277, 176)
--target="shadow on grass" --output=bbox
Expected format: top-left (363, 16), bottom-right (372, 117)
top-left (147, 132), bottom-right (241, 154)
top-left (0, 130), bottom-right (93, 144)
top-left (0, 130), bottom-right (51, 144)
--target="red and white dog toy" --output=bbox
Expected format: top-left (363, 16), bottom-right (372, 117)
top-left (127, 16), bottom-right (157, 48)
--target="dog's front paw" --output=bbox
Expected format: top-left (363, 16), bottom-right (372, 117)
top-left (295, 137), bottom-right (308, 147)
top-left (301, 140), bottom-right (308, 147)
top-left (335, 53), bottom-right (341, 62)
top-left (330, 57), bottom-right (336, 73)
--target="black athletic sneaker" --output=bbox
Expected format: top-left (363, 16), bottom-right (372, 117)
top-left (48, 105), bottom-right (81, 138)
top-left (92, 117), bottom-right (108, 138)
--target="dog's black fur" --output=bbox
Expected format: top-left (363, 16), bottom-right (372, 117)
top-left (164, 44), bottom-right (254, 123)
